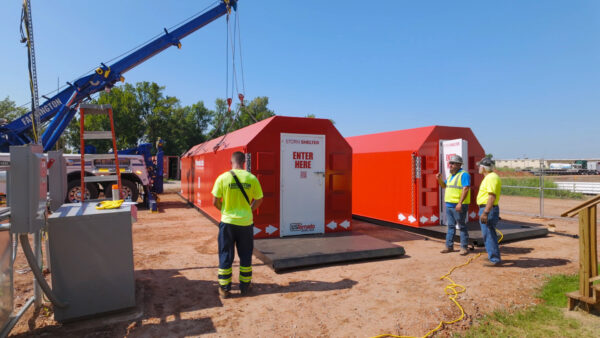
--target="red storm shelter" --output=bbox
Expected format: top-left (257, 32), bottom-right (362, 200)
top-left (346, 126), bottom-right (485, 228)
top-left (181, 116), bottom-right (352, 239)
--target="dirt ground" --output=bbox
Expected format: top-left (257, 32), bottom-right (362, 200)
top-left (7, 183), bottom-right (600, 337)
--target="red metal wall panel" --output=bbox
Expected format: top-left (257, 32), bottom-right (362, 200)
top-left (351, 151), bottom-right (417, 225)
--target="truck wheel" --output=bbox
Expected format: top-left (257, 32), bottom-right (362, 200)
top-left (105, 179), bottom-right (139, 202)
top-left (66, 180), bottom-right (99, 203)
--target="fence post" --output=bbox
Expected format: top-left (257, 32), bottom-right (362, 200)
top-left (539, 159), bottom-right (544, 218)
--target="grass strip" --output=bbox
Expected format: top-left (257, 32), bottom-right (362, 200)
top-left (457, 270), bottom-right (598, 337)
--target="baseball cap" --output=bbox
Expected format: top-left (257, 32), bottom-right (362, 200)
top-left (477, 157), bottom-right (495, 167)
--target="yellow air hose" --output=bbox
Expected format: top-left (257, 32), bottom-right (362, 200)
top-left (372, 228), bottom-right (504, 338)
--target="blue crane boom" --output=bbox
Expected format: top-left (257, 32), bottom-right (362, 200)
top-left (0, 0), bottom-right (237, 152)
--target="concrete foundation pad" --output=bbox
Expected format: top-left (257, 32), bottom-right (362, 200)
top-left (254, 233), bottom-right (405, 272)
top-left (353, 215), bottom-right (548, 247)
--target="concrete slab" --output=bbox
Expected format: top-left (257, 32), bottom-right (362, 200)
top-left (353, 216), bottom-right (548, 247)
top-left (254, 233), bottom-right (405, 272)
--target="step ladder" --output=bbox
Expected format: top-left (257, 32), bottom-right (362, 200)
top-left (79, 104), bottom-right (121, 202)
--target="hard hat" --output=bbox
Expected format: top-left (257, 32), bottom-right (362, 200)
top-left (477, 157), bottom-right (495, 167)
top-left (449, 155), bottom-right (463, 164)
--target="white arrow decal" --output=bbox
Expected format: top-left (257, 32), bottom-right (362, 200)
top-left (420, 216), bottom-right (428, 224)
top-left (398, 213), bottom-right (406, 221)
top-left (430, 215), bottom-right (439, 222)
top-left (340, 220), bottom-right (350, 229)
top-left (266, 225), bottom-right (278, 235)
top-left (470, 211), bottom-right (477, 219)
top-left (253, 227), bottom-right (262, 236)
top-left (408, 215), bottom-right (416, 223)
top-left (326, 221), bottom-right (337, 230)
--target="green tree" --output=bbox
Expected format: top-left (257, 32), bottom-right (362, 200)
top-left (210, 96), bottom-right (275, 137)
top-left (63, 82), bottom-right (213, 155)
top-left (237, 96), bottom-right (275, 127)
top-left (166, 101), bottom-right (211, 155)
top-left (0, 96), bottom-right (38, 145)
top-left (209, 98), bottom-right (236, 138)
top-left (61, 82), bottom-right (273, 155)
top-left (64, 83), bottom-right (148, 153)
top-left (0, 96), bottom-right (27, 121)
top-left (305, 113), bottom-right (335, 124)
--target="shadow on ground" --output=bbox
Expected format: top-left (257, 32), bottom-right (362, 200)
top-left (500, 257), bottom-right (571, 268)
top-left (156, 199), bottom-right (192, 213)
top-left (11, 268), bottom-right (356, 337)
top-left (499, 246), bottom-right (535, 255)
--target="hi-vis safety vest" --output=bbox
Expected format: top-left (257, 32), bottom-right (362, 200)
top-left (445, 170), bottom-right (470, 204)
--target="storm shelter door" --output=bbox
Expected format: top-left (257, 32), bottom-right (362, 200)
top-left (280, 133), bottom-right (326, 237)
top-left (439, 139), bottom-right (468, 226)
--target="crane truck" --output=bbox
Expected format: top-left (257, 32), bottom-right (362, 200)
top-left (0, 0), bottom-right (238, 205)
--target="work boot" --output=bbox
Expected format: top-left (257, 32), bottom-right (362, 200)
top-left (240, 283), bottom-right (252, 296)
top-left (483, 261), bottom-right (501, 267)
top-left (459, 248), bottom-right (469, 256)
top-left (218, 287), bottom-right (231, 298)
top-left (440, 247), bottom-right (454, 253)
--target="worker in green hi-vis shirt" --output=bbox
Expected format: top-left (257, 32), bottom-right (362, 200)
top-left (212, 151), bottom-right (263, 298)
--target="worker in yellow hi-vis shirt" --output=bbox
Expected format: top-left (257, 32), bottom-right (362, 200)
top-left (436, 154), bottom-right (471, 256)
top-left (476, 157), bottom-right (502, 267)
top-left (212, 151), bottom-right (263, 298)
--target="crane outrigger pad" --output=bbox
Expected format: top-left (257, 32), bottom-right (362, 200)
top-left (353, 215), bottom-right (548, 247)
top-left (253, 233), bottom-right (405, 272)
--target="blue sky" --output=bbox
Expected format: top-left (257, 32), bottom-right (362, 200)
top-left (1, 1), bottom-right (598, 158)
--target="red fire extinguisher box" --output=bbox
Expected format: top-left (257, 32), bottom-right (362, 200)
top-left (181, 116), bottom-right (352, 239)
top-left (346, 126), bottom-right (485, 228)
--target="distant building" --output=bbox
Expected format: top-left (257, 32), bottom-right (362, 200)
top-left (495, 159), bottom-right (543, 169)
top-left (495, 159), bottom-right (600, 170)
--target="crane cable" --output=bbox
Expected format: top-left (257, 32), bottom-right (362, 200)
top-left (371, 228), bottom-right (504, 338)
top-left (223, 6), bottom-right (256, 124)
top-left (214, 5), bottom-right (257, 152)
top-left (212, 9), bottom-right (239, 152)
top-left (235, 12), bottom-right (257, 123)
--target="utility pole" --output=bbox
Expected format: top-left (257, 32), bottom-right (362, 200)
top-left (21, 0), bottom-right (43, 308)
top-left (22, 0), bottom-right (42, 144)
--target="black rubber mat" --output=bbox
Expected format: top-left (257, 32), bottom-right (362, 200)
top-left (254, 233), bottom-right (405, 272)
top-left (352, 215), bottom-right (548, 247)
